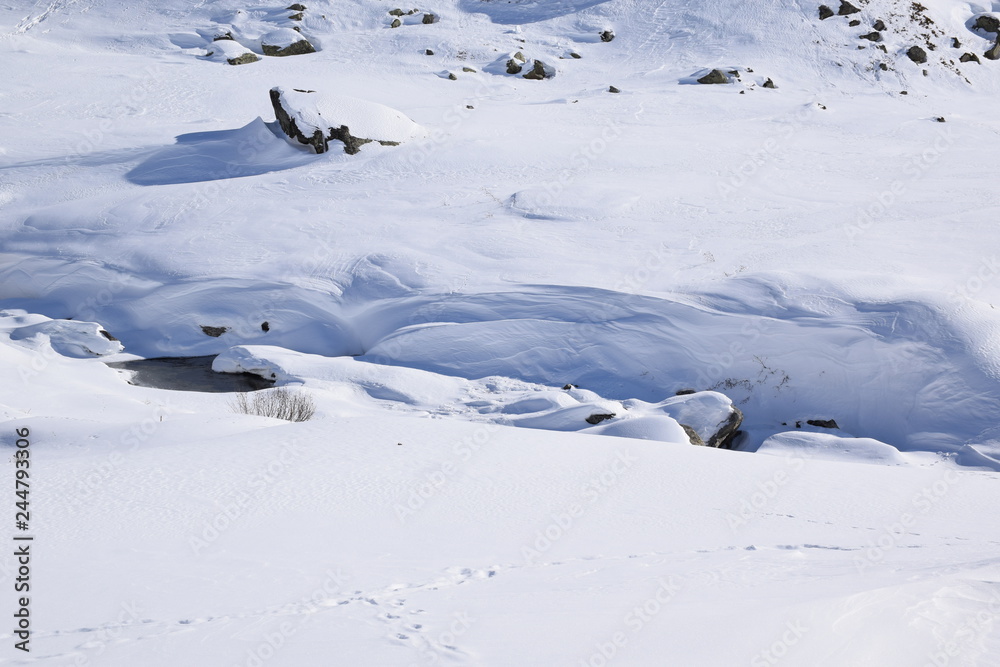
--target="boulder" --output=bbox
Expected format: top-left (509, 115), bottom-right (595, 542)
top-left (600, 29), bottom-right (615, 42)
top-left (680, 424), bottom-right (706, 446)
top-left (10, 318), bottom-right (125, 358)
top-left (425, 49), bottom-right (434, 55)
top-left (506, 59), bottom-right (523, 74)
top-left (806, 418), bottom-right (839, 429)
top-left (608, 85), bottom-right (621, 93)
top-left (697, 69), bottom-right (730, 84)
top-left (389, 8), bottom-right (405, 16)
top-left (585, 413), bottom-right (615, 425)
top-left (288, 12), bottom-right (304, 21)
top-left (391, 18), bottom-right (401, 28)
top-left (952, 37), bottom-right (962, 48)
top-left (762, 77), bottom-right (777, 88)
top-left (960, 52), bottom-right (981, 63)
top-left (860, 31), bottom-right (882, 42)
top-left (849, 19), bottom-right (860, 27)
top-left (205, 40), bottom-right (261, 65)
top-left (906, 45), bottom-right (927, 63)
top-left (986, 41), bottom-right (1000, 60)
top-left (269, 87), bottom-right (426, 155)
top-left (837, 1), bottom-right (860, 15)
top-left (655, 391), bottom-right (743, 448)
top-left (261, 28), bottom-right (315, 56)
top-left (819, 5), bottom-right (833, 20)
top-left (287, 3), bottom-right (306, 10)
top-left (523, 59), bottom-right (554, 80)
top-left (873, 19), bottom-right (886, 31)
top-left (973, 15), bottom-right (1000, 34)
top-left (422, 13), bottom-right (438, 24)
top-left (201, 325), bottom-right (228, 338)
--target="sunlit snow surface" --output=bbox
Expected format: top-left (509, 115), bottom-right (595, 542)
top-left (2, 0), bottom-right (1000, 664)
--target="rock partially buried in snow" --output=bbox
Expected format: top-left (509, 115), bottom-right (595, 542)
top-left (10, 318), bottom-right (124, 358)
top-left (973, 15), bottom-right (1000, 35)
top-left (205, 39), bottom-right (260, 66)
top-left (758, 431), bottom-right (907, 465)
top-left (697, 69), bottom-right (730, 84)
top-left (523, 60), bottom-right (555, 80)
top-left (837, 1), bottom-right (860, 16)
top-left (269, 87), bottom-right (426, 155)
top-left (260, 28), bottom-right (315, 57)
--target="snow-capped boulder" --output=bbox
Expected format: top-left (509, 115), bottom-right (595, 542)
top-left (973, 14), bottom-right (1000, 35)
top-left (645, 391), bottom-right (743, 448)
top-left (269, 87), bottom-right (426, 154)
top-left (260, 28), bottom-right (315, 56)
top-left (9, 318), bottom-right (124, 358)
top-left (523, 59), bottom-right (555, 80)
top-left (204, 39), bottom-right (260, 66)
top-left (757, 431), bottom-right (907, 465)
top-left (697, 69), bottom-right (730, 84)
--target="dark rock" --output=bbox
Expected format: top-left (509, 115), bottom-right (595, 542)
top-left (849, 19), bottom-right (860, 27)
top-left (934, 116), bottom-right (946, 122)
top-left (900, 90), bottom-right (908, 94)
top-left (227, 52), bottom-right (260, 66)
top-left (213, 32), bottom-right (234, 41)
top-left (960, 52), bottom-right (980, 63)
top-left (425, 49), bottom-right (434, 55)
top-left (681, 424), bottom-right (706, 446)
top-left (906, 45), bottom-right (927, 63)
top-left (838, 1), bottom-right (860, 16)
top-left (261, 37), bottom-right (315, 57)
top-left (585, 413), bottom-right (616, 425)
top-left (269, 88), bottom-right (403, 155)
top-left (600, 29), bottom-right (615, 42)
top-left (807, 418), bottom-right (839, 429)
top-left (952, 37), bottom-right (961, 48)
top-left (466, 105), bottom-right (474, 109)
top-left (608, 85), bottom-right (621, 93)
top-left (873, 19), bottom-right (886, 31)
top-left (708, 407), bottom-right (743, 448)
top-left (879, 62), bottom-right (888, 70)
top-left (570, 52), bottom-right (581, 59)
top-left (261, 321), bottom-right (270, 332)
top-left (513, 51), bottom-right (526, 62)
top-left (389, 8), bottom-right (405, 16)
top-left (860, 31), bottom-right (882, 42)
top-left (289, 12), bottom-right (304, 20)
top-left (422, 13), bottom-right (438, 24)
top-left (523, 59), bottom-right (551, 80)
top-left (986, 42), bottom-right (1000, 60)
top-left (390, 18), bottom-right (401, 28)
top-left (762, 77), bottom-right (776, 88)
top-left (973, 15), bottom-right (1000, 34)
top-left (562, 384), bottom-right (578, 390)
top-left (447, 72), bottom-right (457, 80)
top-left (819, 5), bottom-right (833, 20)
top-left (287, 3), bottom-right (306, 9)
top-left (675, 388), bottom-right (696, 395)
top-left (99, 329), bottom-right (119, 341)
top-left (697, 69), bottom-right (729, 84)
top-left (506, 59), bottom-right (523, 74)
top-left (201, 325), bottom-right (228, 337)
top-left (462, 66), bottom-right (476, 72)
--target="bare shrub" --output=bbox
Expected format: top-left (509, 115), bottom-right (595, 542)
top-left (231, 388), bottom-right (315, 422)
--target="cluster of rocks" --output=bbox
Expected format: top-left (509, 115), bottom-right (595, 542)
top-left (203, 4), bottom-right (315, 66)
top-left (695, 67), bottom-right (776, 90)
top-left (388, 7), bottom-right (438, 28)
top-left (503, 51), bottom-right (555, 80)
top-left (817, 3), bottom-right (1000, 76)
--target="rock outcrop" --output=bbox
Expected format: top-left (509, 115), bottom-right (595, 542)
top-left (269, 87), bottom-right (425, 155)
top-left (697, 69), bottom-right (730, 84)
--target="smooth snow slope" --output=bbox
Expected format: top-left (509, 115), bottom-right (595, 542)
top-left (2, 0), bottom-right (1000, 664)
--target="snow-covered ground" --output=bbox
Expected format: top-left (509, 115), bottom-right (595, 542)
top-left (2, 0), bottom-right (1000, 664)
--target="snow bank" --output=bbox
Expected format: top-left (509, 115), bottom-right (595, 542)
top-left (6, 311), bottom-right (123, 358)
top-left (757, 431), bottom-right (909, 465)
